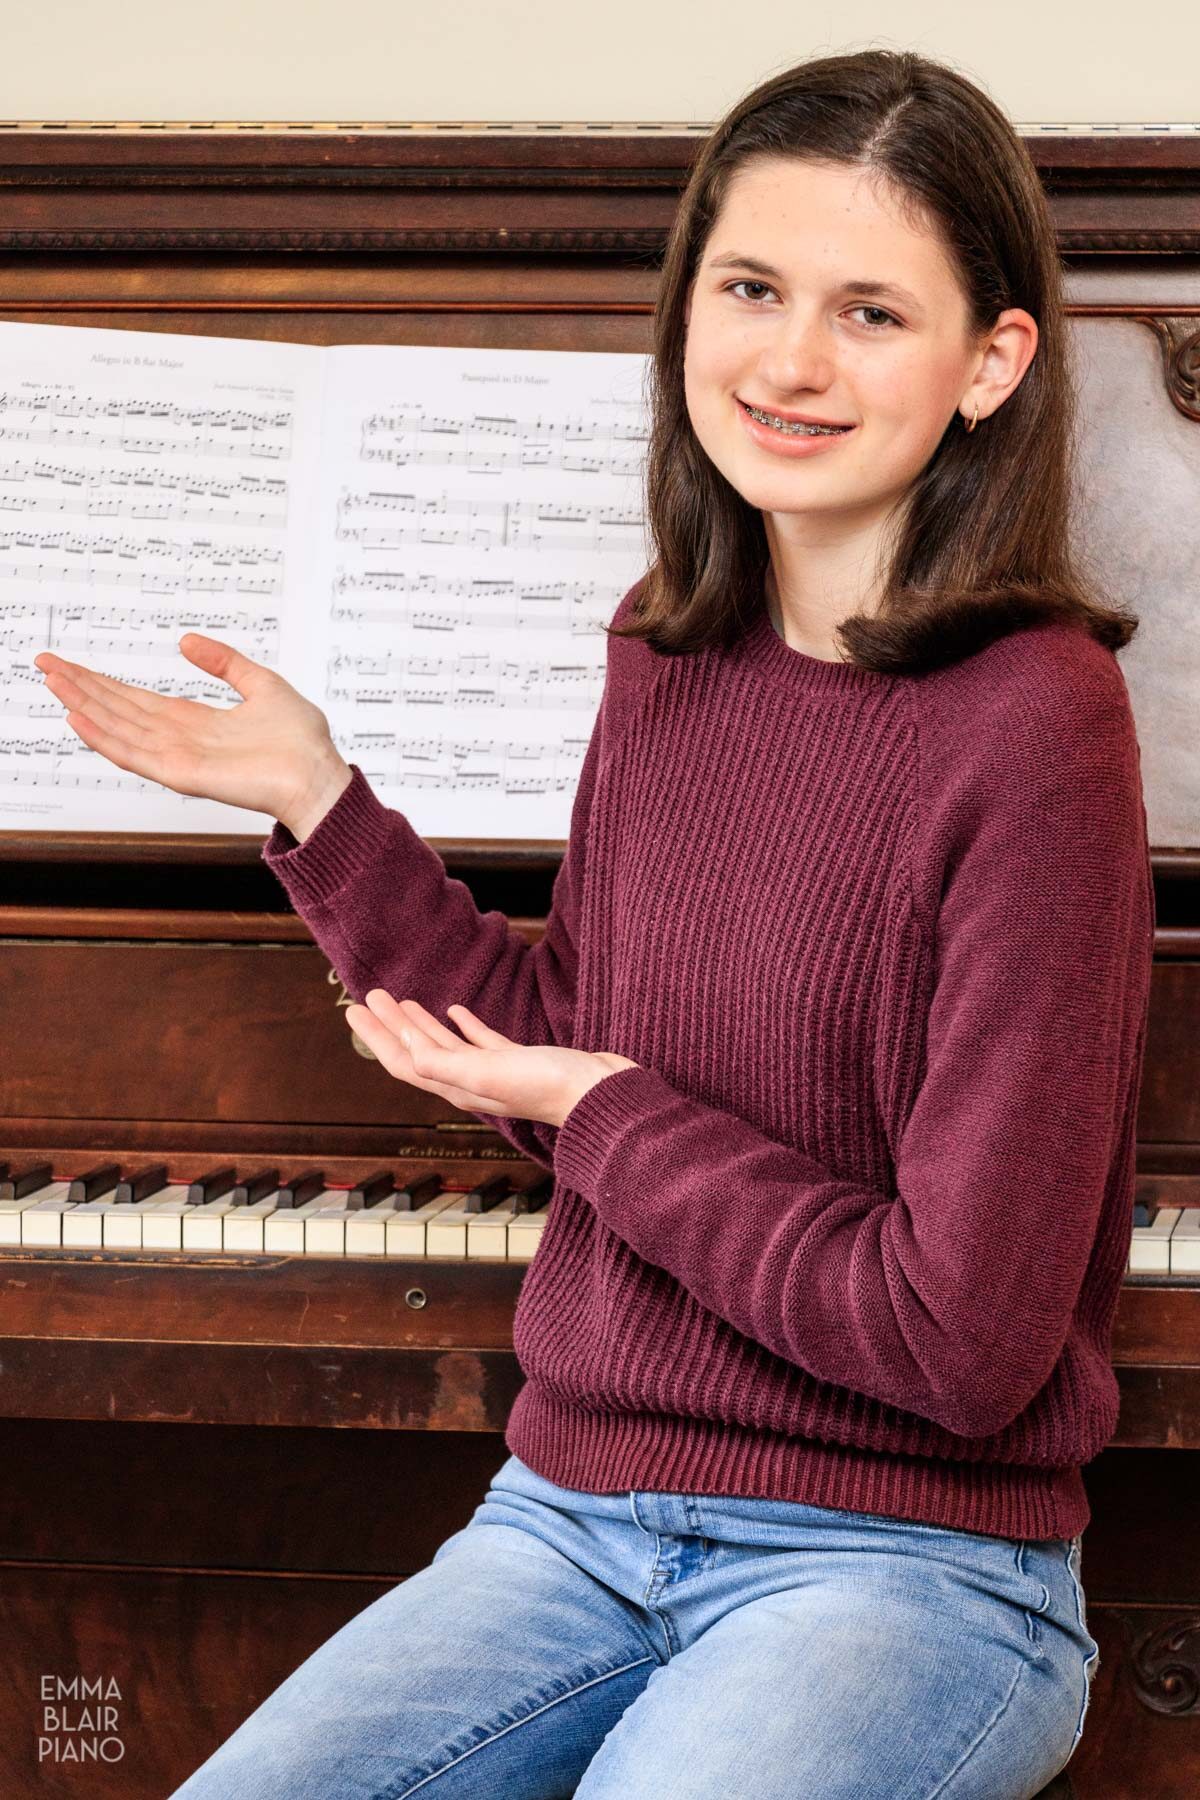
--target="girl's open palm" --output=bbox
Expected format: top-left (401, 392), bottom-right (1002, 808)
top-left (34, 632), bottom-right (349, 828)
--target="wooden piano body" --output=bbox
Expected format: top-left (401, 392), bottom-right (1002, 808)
top-left (0, 128), bottom-right (1197, 1799)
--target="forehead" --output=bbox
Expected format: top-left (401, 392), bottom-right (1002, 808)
top-left (705, 157), bottom-right (955, 289)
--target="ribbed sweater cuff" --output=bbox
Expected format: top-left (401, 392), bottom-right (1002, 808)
top-left (554, 1063), bottom-right (680, 1201)
top-left (261, 763), bottom-right (398, 910)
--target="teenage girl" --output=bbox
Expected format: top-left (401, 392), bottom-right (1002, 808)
top-left (39, 47), bottom-right (1147, 1800)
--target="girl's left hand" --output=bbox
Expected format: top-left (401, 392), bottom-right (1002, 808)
top-left (344, 990), bottom-right (640, 1129)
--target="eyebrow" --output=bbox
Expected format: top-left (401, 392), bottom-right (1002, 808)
top-left (706, 253), bottom-right (923, 311)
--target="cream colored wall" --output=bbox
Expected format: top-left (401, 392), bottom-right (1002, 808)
top-left (1, 1), bottom-right (1197, 126)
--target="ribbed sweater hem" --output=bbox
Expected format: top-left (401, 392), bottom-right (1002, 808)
top-left (505, 1384), bottom-right (1088, 1544)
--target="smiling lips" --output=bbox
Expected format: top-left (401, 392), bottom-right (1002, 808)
top-left (739, 397), bottom-right (855, 428)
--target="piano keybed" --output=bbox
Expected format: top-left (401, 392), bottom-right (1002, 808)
top-left (0, 1161), bottom-right (552, 1260)
top-left (0, 1158), bottom-right (1195, 1276)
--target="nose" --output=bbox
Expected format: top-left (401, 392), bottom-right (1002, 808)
top-left (755, 308), bottom-right (837, 396)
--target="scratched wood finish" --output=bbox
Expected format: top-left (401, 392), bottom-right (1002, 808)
top-left (0, 931), bottom-right (1195, 1142)
top-left (0, 1428), bottom-right (510, 1800)
top-left (0, 1248), bottom-right (1197, 1443)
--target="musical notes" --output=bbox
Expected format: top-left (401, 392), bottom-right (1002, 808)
top-left (0, 321), bottom-right (319, 830)
top-left (307, 341), bottom-right (650, 837)
top-left (332, 487), bottom-right (644, 555)
top-left (0, 326), bottom-right (652, 836)
top-left (0, 459), bottom-right (289, 528)
top-left (358, 403), bottom-right (647, 479)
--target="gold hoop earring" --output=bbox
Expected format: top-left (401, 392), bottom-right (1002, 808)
top-left (964, 402), bottom-right (979, 433)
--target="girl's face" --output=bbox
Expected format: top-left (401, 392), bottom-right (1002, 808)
top-left (683, 157), bottom-right (1013, 531)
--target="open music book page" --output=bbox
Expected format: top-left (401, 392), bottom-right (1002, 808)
top-left (305, 343), bottom-right (648, 840)
top-left (0, 323), bottom-right (650, 840)
top-left (0, 320), bottom-right (325, 833)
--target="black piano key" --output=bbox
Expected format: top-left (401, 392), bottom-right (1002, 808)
top-left (232, 1168), bottom-right (280, 1207)
top-left (277, 1170), bottom-right (324, 1208)
top-left (462, 1172), bottom-right (512, 1214)
top-left (187, 1166), bottom-right (237, 1206)
top-left (1133, 1201), bottom-right (1154, 1229)
top-left (0, 1162), bottom-right (54, 1202)
top-left (115, 1163), bottom-right (169, 1205)
top-left (346, 1170), bottom-right (395, 1210)
top-left (67, 1163), bottom-right (121, 1204)
top-left (512, 1175), bottom-right (554, 1215)
top-left (391, 1171), bottom-right (443, 1212)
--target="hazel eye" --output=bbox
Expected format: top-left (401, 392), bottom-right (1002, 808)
top-left (727, 280), bottom-right (777, 305)
top-left (849, 305), bottom-right (900, 331)
top-left (724, 285), bottom-right (901, 330)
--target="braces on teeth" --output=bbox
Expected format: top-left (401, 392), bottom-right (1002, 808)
top-left (744, 404), bottom-right (849, 435)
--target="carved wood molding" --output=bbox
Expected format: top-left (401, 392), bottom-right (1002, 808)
top-left (1061, 231), bottom-right (1200, 255)
top-left (5, 227), bottom-right (1200, 257)
top-left (0, 132), bottom-right (1196, 257)
top-left (1131, 1613), bottom-right (1200, 1714)
top-left (1135, 315), bottom-right (1200, 420)
top-left (0, 228), bottom-right (671, 254)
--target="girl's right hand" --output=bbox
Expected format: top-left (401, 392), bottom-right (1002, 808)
top-left (34, 632), bottom-right (353, 837)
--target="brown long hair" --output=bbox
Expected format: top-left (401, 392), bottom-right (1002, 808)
top-left (611, 49), bottom-right (1138, 672)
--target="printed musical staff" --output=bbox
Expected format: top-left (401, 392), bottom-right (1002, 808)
top-left (0, 459), bottom-right (289, 528)
top-left (310, 341), bottom-right (649, 836)
top-left (0, 326), bottom-right (652, 836)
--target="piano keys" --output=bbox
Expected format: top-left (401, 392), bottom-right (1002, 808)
top-left (0, 1161), bottom-right (553, 1259)
top-left (2, 1157), bottom-right (1196, 1275)
top-left (1129, 1203), bottom-right (1200, 1273)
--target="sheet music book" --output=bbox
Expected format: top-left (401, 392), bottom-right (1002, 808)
top-left (0, 321), bottom-right (651, 840)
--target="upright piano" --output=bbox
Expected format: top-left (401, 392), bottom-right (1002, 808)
top-left (0, 126), bottom-right (1197, 1799)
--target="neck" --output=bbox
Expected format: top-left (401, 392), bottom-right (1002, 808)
top-left (764, 566), bottom-right (850, 663)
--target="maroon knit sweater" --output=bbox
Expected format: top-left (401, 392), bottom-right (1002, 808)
top-left (263, 583), bottom-right (1155, 1542)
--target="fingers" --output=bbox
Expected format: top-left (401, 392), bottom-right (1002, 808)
top-left (365, 991), bottom-right (466, 1052)
top-left (58, 707), bottom-right (163, 782)
top-left (445, 1003), bottom-right (510, 1047)
top-left (346, 1003), bottom-right (413, 1076)
top-left (346, 1005), bottom-right (503, 1113)
top-left (178, 632), bottom-right (268, 699)
top-left (68, 699), bottom-right (153, 753)
top-left (36, 654), bottom-right (162, 721)
top-left (36, 635), bottom-right (269, 724)
top-left (40, 665), bottom-right (157, 740)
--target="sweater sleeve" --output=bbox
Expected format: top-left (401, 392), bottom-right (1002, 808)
top-left (551, 660), bottom-right (1155, 1438)
top-left (260, 689), bottom-right (609, 1169)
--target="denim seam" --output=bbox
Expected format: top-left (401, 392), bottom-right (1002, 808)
top-left (1015, 1540), bottom-right (1051, 1657)
top-left (923, 1654), bottom-right (1027, 1799)
top-left (1064, 1539), bottom-right (1099, 1751)
top-left (380, 1655), bottom-right (657, 1800)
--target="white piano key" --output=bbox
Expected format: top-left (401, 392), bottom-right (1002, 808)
top-left (263, 1195), bottom-right (328, 1253)
top-left (506, 1210), bottom-right (548, 1262)
top-left (223, 1194), bottom-right (280, 1252)
top-left (1130, 1207), bottom-right (1181, 1272)
top-left (104, 1192), bottom-right (186, 1248)
top-left (61, 1194), bottom-right (122, 1247)
top-left (0, 1181), bottom-right (70, 1245)
top-left (1169, 1207), bottom-right (1200, 1274)
top-left (20, 1186), bottom-right (77, 1246)
top-left (304, 1195), bottom-right (360, 1255)
top-left (466, 1199), bottom-right (519, 1259)
top-left (426, 1204), bottom-right (476, 1257)
top-left (384, 1192), bottom-right (462, 1257)
top-left (344, 1200), bottom-right (394, 1258)
top-left (139, 1188), bottom-right (194, 1250)
top-left (182, 1195), bottom-right (237, 1251)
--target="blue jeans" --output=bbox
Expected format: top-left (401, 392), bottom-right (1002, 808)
top-left (171, 1452), bottom-right (1100, 1799)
